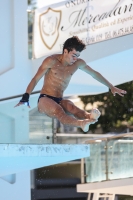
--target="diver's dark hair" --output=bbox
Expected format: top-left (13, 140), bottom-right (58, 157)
top-left (63, 36), bottom-right (86, 53)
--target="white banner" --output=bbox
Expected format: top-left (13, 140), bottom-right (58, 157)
top-left (33, 0), bottom-right (133, 58)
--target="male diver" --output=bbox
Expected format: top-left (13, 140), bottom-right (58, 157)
top-left (15, 36), bottom-right (127, 132)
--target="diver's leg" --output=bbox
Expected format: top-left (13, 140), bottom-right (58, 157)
top-left (60, 100), bottom-right (90, 119)
top-left (38, 97), bottom-right (96, 132)
top-left (60, 99), bottom-right (101, 121)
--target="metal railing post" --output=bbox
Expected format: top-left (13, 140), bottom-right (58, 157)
top-left (81, 158), bottom-right (85, 183)
top-left (52, 118), bottom-right (57, 144)
top-left (105, 139), bottom-right (109, 180)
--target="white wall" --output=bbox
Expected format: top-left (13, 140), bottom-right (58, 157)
top-left (0, 0), bottom-right (44, 99)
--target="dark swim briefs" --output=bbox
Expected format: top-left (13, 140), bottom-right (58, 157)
top-left (38, 94), bottom-right (63, 104)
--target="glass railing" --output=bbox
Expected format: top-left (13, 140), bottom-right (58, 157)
top-left (107, 137), bottom-right (133, 180)
top-left (85, 140), bottom-right (106, 182)
top-left (83, 133), bottom-right (133, 183)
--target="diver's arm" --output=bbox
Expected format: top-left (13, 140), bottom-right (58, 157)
top-left (79, 59), bottom-right (127, 96)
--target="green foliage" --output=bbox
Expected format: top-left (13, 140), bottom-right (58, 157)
top-left (79, 81), bottom-right (133, 134)
top-left (117, 195), bottom-right (133, 200)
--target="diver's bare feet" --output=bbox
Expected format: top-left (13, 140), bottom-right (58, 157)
top-left (90, 108), bottom-right (101, 120)
top-left (81, 119), bottom-right (96, 132)
top-left (80, 109), bottom-right (101, 132)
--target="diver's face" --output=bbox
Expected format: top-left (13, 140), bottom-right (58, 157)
top-left (64, 49), bottom-right (80, 65)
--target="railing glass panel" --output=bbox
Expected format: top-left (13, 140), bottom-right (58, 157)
top-left (85, 141), bottom-right (106, 182)
top-left (0, 94), bottom-right (53, 144)
top-left (107, 137), bottom-right (133, 180)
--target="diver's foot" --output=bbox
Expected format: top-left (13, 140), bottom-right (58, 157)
top-left (81, 119), bottom-right (96, 132)
top-left (90, 108), bottom-right (101, 120)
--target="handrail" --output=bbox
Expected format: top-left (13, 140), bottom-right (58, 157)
top-left (56, 133), bottom-right (116, 138)
top-left (0, 91), bottom-right (70, 102)
top-left (55, 132), bottom-right (133, 145)
top-left (83, 132), bottom-right (133, 144)
top-left (0, 90), bottom-right (40, 102)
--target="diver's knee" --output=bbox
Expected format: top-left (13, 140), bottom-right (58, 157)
top-left (54, 107), bottom-right (64, 118)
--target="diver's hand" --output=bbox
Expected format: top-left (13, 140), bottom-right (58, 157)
top-left (14, 93), bottom-right (30, 108)
top-left (110, 86), bottom-right (127, 97)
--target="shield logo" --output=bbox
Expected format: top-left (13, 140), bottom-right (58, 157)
top-left (39, 8), bottom-right (62, 50)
